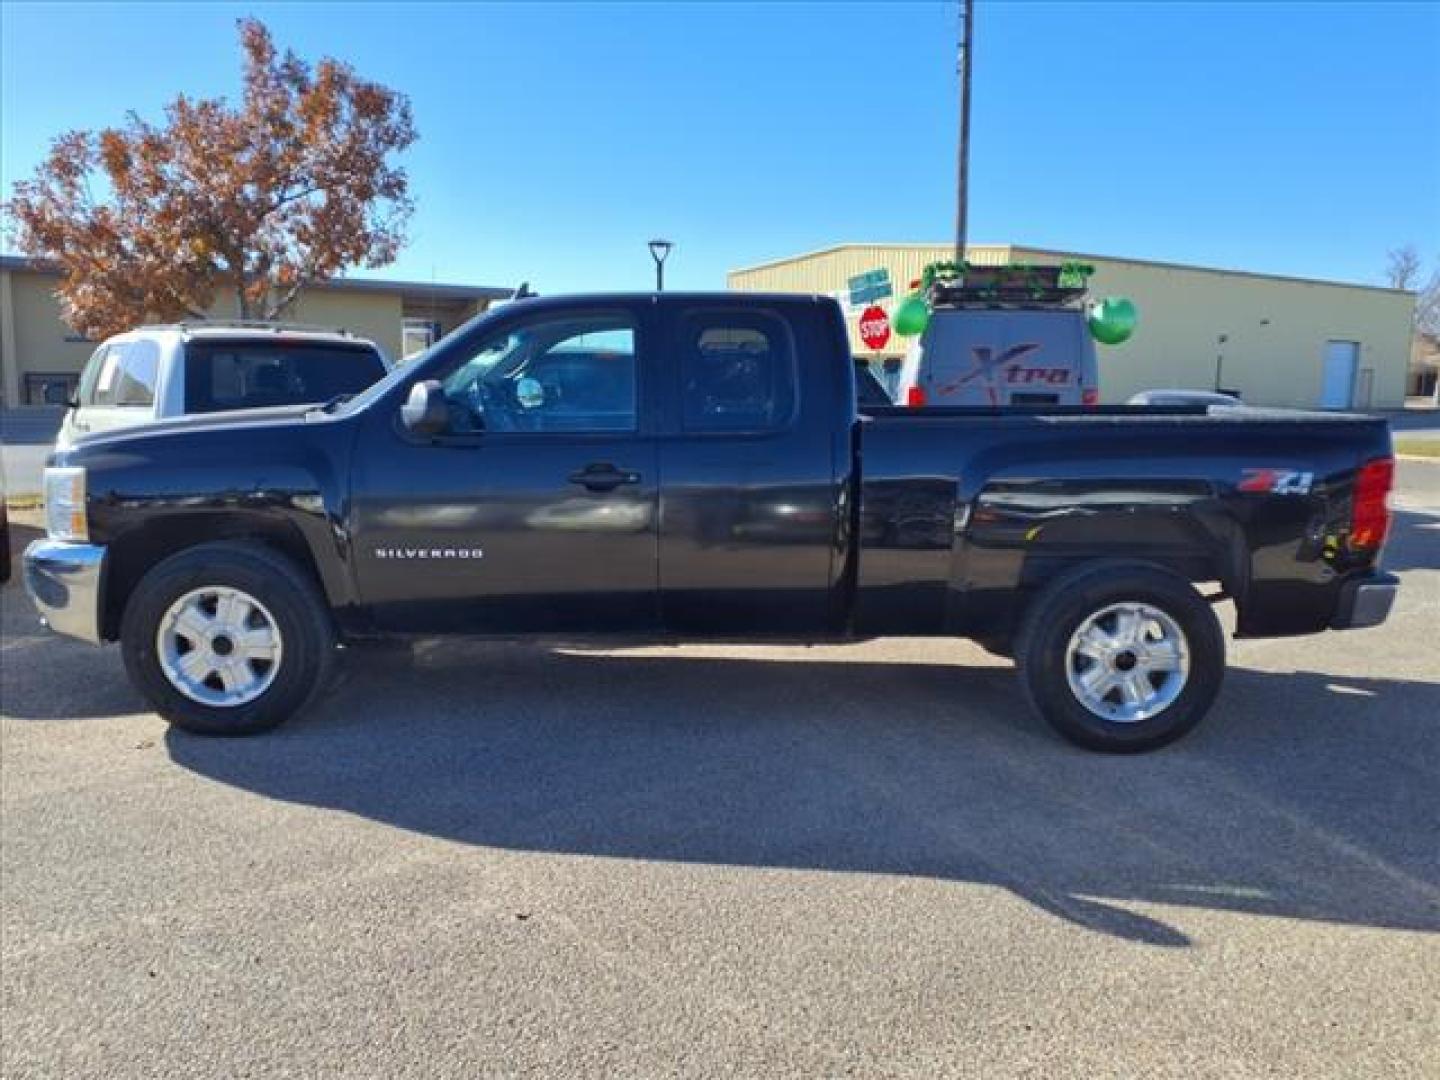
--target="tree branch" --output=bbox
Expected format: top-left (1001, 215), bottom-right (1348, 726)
top-left (265, 184), bottom-right (320, 217)
top-left (264, 273), bottom-right (309, 320)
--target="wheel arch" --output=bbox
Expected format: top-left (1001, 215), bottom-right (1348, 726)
top-left (1021, 555), bottom-right (1209, 610)
top-left (962, 551), bottom-right (1231, 651)
top-left (101, 513), bottom-right (334, 642)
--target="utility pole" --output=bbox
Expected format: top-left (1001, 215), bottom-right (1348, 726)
top-left (954, 0), bottom-right (975, 265)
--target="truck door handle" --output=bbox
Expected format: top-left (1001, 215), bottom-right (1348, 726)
top-left (568, 463), bottom-right (641, 492)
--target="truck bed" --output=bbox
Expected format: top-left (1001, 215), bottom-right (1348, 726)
top-left (852, 405), bottom-right (1392, 640)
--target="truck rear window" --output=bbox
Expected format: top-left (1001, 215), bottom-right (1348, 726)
top-left (184, 340), bottom-right (387, 413)
top-left (679, 315), bottom-right (796, 432)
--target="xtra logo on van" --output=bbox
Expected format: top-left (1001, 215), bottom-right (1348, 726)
top-left (937, 343), bottom-right (1072, 404)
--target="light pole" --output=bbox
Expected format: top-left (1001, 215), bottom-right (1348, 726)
top-left (648, 239), bottom-right (674, 292)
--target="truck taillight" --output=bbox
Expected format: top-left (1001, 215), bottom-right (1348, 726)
top-left (1351, 457), bottom-right (1394, 550)
top-left (1081, 388), bottom-right (1100, 409)
top-left (906, 386), bottom-right (927, 408)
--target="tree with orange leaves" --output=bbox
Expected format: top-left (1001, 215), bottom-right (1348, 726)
top-left (4, 18), bottom-right (416, 340)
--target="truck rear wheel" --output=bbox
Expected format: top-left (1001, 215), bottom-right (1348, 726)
top-left (121, 542), bottom-right (335, 735)
top-left (1015, 562), bottom-right (1224, 752)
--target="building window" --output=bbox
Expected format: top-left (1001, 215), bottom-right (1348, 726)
top-left (402, 318), bottom-right (442, 361)
top-left (24, 372), bottom-right (79, 407)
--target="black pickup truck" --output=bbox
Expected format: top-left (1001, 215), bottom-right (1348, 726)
top-left (24, 292), bottom-right (1398, 751)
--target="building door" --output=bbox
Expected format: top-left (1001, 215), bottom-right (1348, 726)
top-left (1320, 341), bottom-right (1359, 408)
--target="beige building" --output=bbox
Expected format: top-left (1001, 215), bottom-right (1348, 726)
top-left (729, 244), bottom-right (1416, 409)
top-left (0, 255), bottom-right (511, 407)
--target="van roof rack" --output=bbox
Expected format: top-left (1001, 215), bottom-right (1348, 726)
top-left (923, 261), bottom-right (1092, 310)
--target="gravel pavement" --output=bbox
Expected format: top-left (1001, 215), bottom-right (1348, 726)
top-left (2, 465), bottom-right (1437, 1078)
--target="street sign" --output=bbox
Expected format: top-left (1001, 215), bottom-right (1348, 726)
top-left (858, 305), bottom-right (891, 351)
top-left (848, 268), bottom-right (893, 307)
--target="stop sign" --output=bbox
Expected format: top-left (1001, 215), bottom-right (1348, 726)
top-left (858, 305), bottom-right (891, 351)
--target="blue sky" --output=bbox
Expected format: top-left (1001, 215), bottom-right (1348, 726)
top-left (3, 1), bottom-right (1437, 293)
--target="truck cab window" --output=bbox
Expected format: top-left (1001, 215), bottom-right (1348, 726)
top-left (679, 315), bottom-right (795, 432)
top-left (439, 315), bottom-right (637, 434)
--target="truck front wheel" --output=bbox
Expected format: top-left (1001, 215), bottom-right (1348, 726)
top-left (120, 542), bottom-right (335, 735)
top-left (1015, 563), bottom-right (1224, 752)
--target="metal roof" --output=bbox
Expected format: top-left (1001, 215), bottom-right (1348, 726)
top-left (729, 243), bottom-right (1412, 296)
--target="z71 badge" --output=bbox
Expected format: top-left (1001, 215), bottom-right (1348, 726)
top-left (1238, 468), bottom-right (1314, 494)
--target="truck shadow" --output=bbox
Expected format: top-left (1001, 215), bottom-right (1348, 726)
top-left (162, 641), bottom-right (1440, 948)
top-left (4, 507), bottom-right (1436, 947)
top-left (1382, 509), bottom-right (1440, 572)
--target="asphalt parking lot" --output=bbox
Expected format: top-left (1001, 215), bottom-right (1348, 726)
top-left (2, 463), bottom-right (1437, 1078)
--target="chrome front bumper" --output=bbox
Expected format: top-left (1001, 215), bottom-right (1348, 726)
top-left (22, 539), bottom-right (107, 645)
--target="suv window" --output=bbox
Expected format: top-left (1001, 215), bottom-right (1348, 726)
top-left (439, 314), bottom-right (637, 434)
top-left (184, 340), bottom-right (387, 413)
top-left (678, 313), bottom-right (795, 432)
top-left (79, 341), bottom-right (161, 408)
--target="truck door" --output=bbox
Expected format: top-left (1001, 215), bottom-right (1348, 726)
top-left (349, 302), bottom-right (660, 633)
top-left (656, 302), bottom-right (846, 635)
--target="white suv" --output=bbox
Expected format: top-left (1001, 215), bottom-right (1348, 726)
top-left (58, 322), bottom-right (390, 447)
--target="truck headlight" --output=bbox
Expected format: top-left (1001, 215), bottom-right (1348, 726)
top-left (44, 467), bottom-right (88, 542)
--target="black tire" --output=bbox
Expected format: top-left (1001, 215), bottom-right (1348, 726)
top-left (1015, 561), bottom-right (1224, 753)
top-left (120, 541), bottom-right (335, 735)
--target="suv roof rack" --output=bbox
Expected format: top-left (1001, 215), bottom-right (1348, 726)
top-left (138, 319), bottom-right (357, 336)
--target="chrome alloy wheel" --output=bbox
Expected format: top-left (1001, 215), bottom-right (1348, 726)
top-left (156, 587), bottom-right (283, 707)
top-left (1065, 602), bottom-right (1190, 723)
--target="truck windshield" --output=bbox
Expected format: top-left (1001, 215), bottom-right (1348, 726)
top-left (327, 304), bottom-right (502, 417)
top-left (440, 334), bottom-right (523, 402)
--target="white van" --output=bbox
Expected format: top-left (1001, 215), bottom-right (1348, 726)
top-left (895, 306), bottom-right (1101, 409)
top-left (59, 323), bottom-right (389, 447)
top-left (892, 267), bottom-right (1101, 409)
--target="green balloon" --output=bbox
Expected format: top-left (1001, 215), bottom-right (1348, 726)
top-left (1088, 297), bottom-right (1137, 345)
top-left (893, 292), bottom-right (930, 336)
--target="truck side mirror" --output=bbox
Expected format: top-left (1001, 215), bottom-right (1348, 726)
top-left (401, 380), bottom-right (449, 436)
